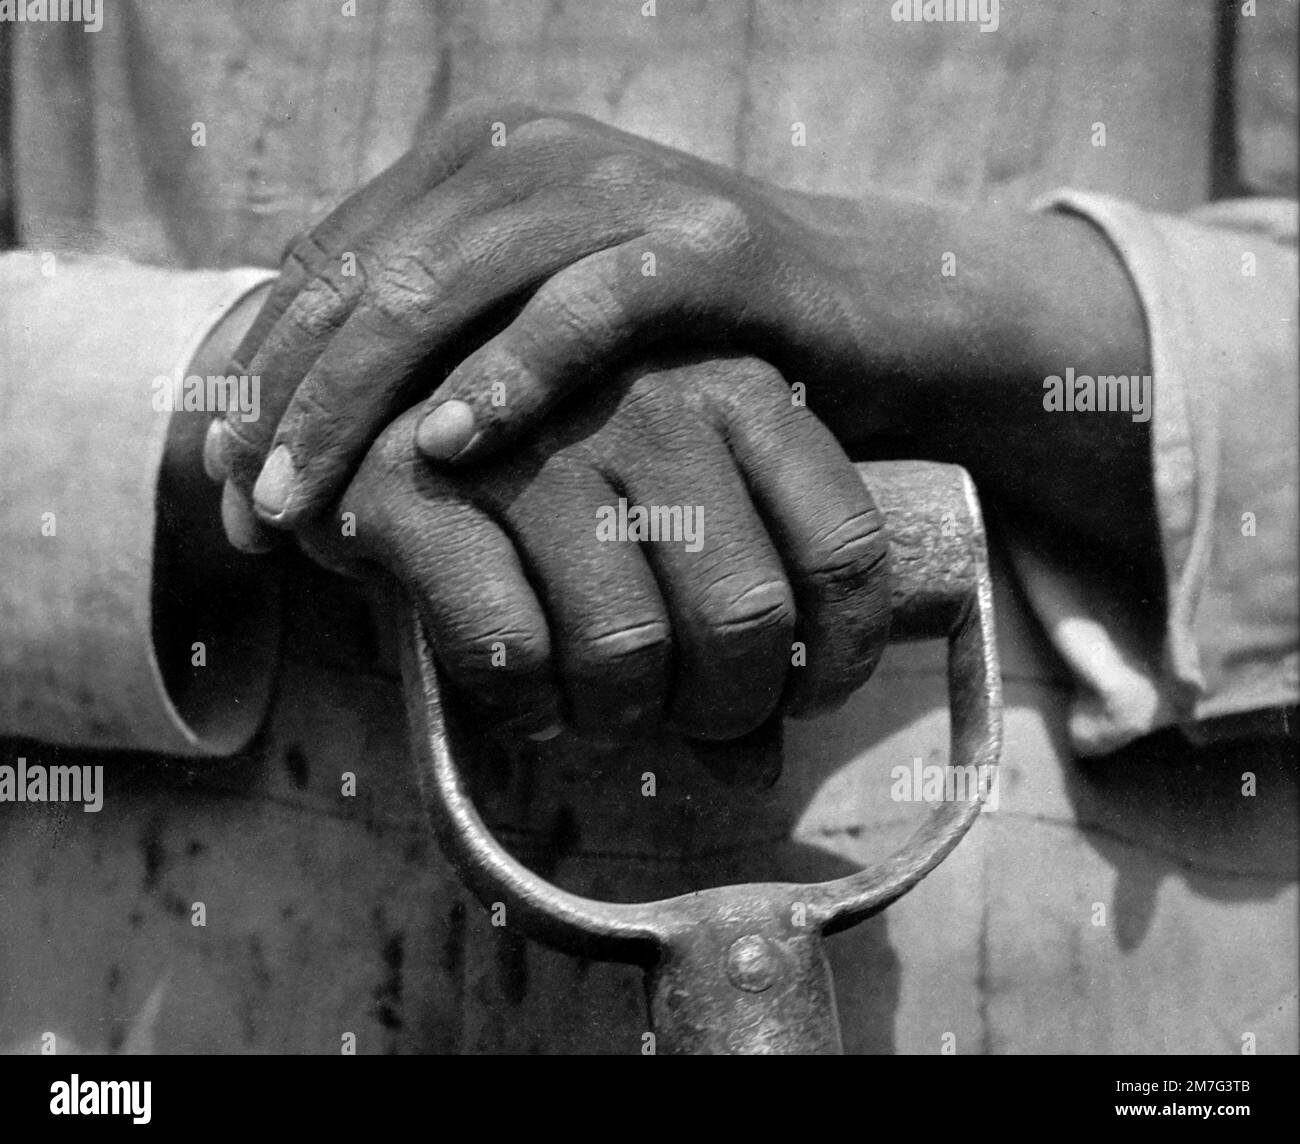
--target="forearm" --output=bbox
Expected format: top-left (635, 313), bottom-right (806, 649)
top-left (802, 196), bottom-right (1157, 586)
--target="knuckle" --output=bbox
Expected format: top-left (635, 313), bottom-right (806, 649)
top-left (736, 356), bottom-right (785, 386)
top-left (511, 115), bottom-right (578, 148)
top-left (534, 260), bottom-right (627, 346)
top-left (277, 386), bottom-right (340, 448)
top-left (568, 619), bottom-right (670, 677)
top-left (673, 196), bottom-right (756, 258)
top-left (479, 629), bottom-right (551, 676)
top-left (377, 246), bottom-right (445, 291)
top-left (439, 623), bottom-right (551, 691)
top-left (366, 254), bottom-right (442, 327)
top-left (713, 355), bottom-right (786, 393)
top-left (805, 507), bottom-right (890, 590)
top-left (698, 578), bottom-right (795, 649)
top-left (282, 230), bottom-right (334, 277)
top-left (586, 151), bottom-right (655, 189)
top-left (220, 419), bottom-right (273, 488)
top-left (222, 412), bottom-right (268, 453)
top-left (369, 430), bottom-right (417, 478)
top-left (271, 279), bottom-right (353, 347)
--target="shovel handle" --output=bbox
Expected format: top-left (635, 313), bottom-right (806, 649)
top-left (401, 460), bottom-right (1002, 1052)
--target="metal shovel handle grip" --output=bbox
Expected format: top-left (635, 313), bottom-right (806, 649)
top-left (401, 460), bottom-right (1002, 1051)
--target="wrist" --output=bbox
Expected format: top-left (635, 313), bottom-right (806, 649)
top-left (812, 197), bottom-right (1147, 459)
top-left (794, 194), bottom-right (1008, 446)
top-left (829, 197), bottom-right (1157, 569)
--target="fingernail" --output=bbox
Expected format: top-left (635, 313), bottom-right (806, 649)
top-left (202, 420), bottom-right (228, 482)
top-left (417, 401), bottom-right (476, 461)
top-left (221, 482), bottom-right (277, 554)
top-left (253, 444), bottom-right (296, 519)
top-left (526, 722), bottom-right (563, 742)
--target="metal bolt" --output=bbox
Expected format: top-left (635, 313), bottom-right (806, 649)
top-left (725, 934), bottom-right (780, 992)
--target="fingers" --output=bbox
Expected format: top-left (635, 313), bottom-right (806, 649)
top-left (324, 424), bottom-right (563, 738)
top-left (203, 417), bottom-right (228, 481)
top-left (408, 253), bottom-right (619, 463)
top-left (644, 463), bottom-right (795, 742)
top-left (217, 101), bottom-right (543, 494)
top-left (209, 105), bottom-right (542, 552)
top-left (485, 459), bottom-right (673, 738)
top-left (705, 359), bottom-right (892, 716)
top-left (473, 397), bottom-right (795, 742)
top-left (249, 193), bottom-right (644, 527)
top-left (574, 379), bottom-right (795, 740)
top-left (227, 100), bottom-right (540, 381)
top-left (421, 236), bottom-right (722, 465)
top-left (220, 482), bottom-right (279, 555)
top-left (402, 513), bottom-right (561, 740)
top-left (227, 149), bottom-right (438, 377)
top-left (411, 193), bottom-right (775, 466)
top-left (221, 168), bottom-right (511, 496)
top-left (218, 152), bottom-right (456, 488)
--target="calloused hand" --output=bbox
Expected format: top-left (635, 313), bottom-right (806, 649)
top-left (210, 101), bottom-right (894, 547)
top-left (207, 101), bottom-right (1157, 605)
top-left (286, 355), bottom-right (891, 743)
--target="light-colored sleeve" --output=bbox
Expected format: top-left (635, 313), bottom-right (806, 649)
top-left (0, 253), bottom-right (279, 756)
top-left (1007, 192), bottom-right (1298, 757)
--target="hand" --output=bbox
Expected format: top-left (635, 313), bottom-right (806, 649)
top-left (209, 100), bottom-right (1157, 590)
top-left (290, 355), bottom-right (891, 742)
top-left (212, 101), bottom-right (900, 542)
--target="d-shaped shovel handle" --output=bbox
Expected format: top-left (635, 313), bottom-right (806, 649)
top-left (400, 460), bottom-right (1001, 1054)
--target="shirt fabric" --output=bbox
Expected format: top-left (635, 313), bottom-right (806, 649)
top-left (0, 0), bottom-right (1296, 1056)
top-left (1017, 192), bottom-right (1298, 755)
top-left (0, 254), bottom-right (277, 754)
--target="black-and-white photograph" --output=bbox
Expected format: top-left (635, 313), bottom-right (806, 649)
top-left (0, 0), bottom-right (1295, 1104)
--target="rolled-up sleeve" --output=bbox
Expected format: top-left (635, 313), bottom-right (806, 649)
top-left (0, 253), bottom-right (278, 756)
top-left (1010, 192), bottom-right (1298, 756)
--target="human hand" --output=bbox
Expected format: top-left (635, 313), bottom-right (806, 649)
top-left (211, 101), bottom-right (891, 545)
top-left (287, 355), bottom-right (891, 743)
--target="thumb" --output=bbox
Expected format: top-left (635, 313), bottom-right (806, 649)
top-left (415, 238), bottom-right (718, 465)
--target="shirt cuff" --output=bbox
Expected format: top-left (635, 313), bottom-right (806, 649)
top-left (1009, 191), bottom-right (1299, 754)
top-left (0, 254), bottom-right (279, 756)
